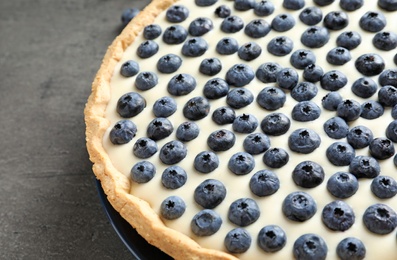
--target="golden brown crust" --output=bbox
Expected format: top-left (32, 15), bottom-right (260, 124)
top-left (84, 0), bottom-right (237, 259)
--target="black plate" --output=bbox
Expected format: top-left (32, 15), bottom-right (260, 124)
top-left (96, 180), bottom-right (173, 259)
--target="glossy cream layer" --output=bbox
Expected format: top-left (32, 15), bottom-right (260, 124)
top-left (104, 0), bottom-right (397, 259)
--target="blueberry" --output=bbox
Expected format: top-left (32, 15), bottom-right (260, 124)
top-left (282, 191), bottom-right (317, 222)
top-left (354, 53), bottom-right (385, 77)
top-left (157, 54), bottom-right (182, 74)
top-left (183, 96), bottom-right (210, 121)
top-left (336, 237), bottom-right (366, 260)
top-left (323, 116), bottom-right (349, 139)
top-left (238, 42), bottom-right (262, 61)
top-left (216, 37), bottom-right (239, 55)
top-left (162, 25), bottom-right (188, 44)
top-left (291, 82), bottom-right (318, 102)
top-left (324, 11), bottom-right (349, 30)
top-left (228, 152), bottom-right (255, 175)
top-left (130, 161), bottom-right (156, 183)
top-left (136, 40), bottom-right (158, 59)
top-left (283, 0), bottom-right (305, 9)
top-left (159, 140), bottom-right (187, 165)
top-left (234, 0), bottom-right (255, 11)
top-left (120, 60), bottom-right (139, 77)
top-left (313, 0), bottom-right (335, 5)
top-left (256, 62), bottom-right (283, 83)
top-left (195, 0), bottom-right (218, 6)
top-left (347, 125), bottom-right (373, 149)
top-left (291, 101), bottom-right (321, 122)
top-left (322, 200), bottom-right (355, 231)
top-left (321, 91), bottom-right (343, 111)
top-left (135, 71), bottom-right (158, 90)
top-left (143, 24), bottom-right (162, 40)
top-left (212, 106), bottom-right (236, 125)
top-left (249, 170), bottom-right (280, 197)
top-left (359, 11), bottom-right (386, 32)
top-left (360, 100), bottom-right (384, 120)
top-left (161, 165), bottom-right (187, 189)
top-left (303, 64), bottom-right (323, 83)
top-left (225, 64), bottom-right (255, 87)
top-left (276, 67), bottom-right (299, 90)
top-left (386, 120), bottom-right (397, 142)
top-left (199, 58), bottom-right (222, 76)
top-left (233, 114), bottom-right (258, 134)
top-left (257, 86), bottom-right (286, 110)
top-left (133, 137), bottom-right (158, 158)
top-left (121, 8), bottom-right (140, 27)
top-left (260, 112), bottom-right (291, 136)
top-left (116, 92), bottom-right (146, 118)
top-left (160, 196), bottom-right (186, 220)
top-left (194, 179), bottom-right (226, 208)
top-left (224, 228), bottom-right (252, 254)
top-left (147, 117), bottom-right (173, 141)
top-left (379, 69), bottom-right (397, 87)
top-left (326, 141), bottom-right (356, 166)
top-left (371, 175), bottom-right (397, 199)
top-left (243, 133), bottom-right (271, 155)
top-left (292, 160), bottom-right (325, 188)
top-left (349, 155), bottom-right (381, 178)
top-left (182, 37), bottom-right (208, 57)
top-left (293, 234), bottom-right (328, 260)
top-left (290, 49), bottom-right (316, 70)
top-left (228, 198), bottom-right (260, 227)
top-left (336, 31), bottom-right (362, 50)
top-left (221, 16), bottom-right (244, 33)
top-left (299, 6), bottom-right (323, 25)
top-left (215, 5), bottom-right (231, 18)
top-left (326, 47), bottom-right (351, 65)
top-left (207, 129), bottom-right (236, 151)
top-left (109, 120), bottom-right (137, 145)
top-left (254, 1), bottom-right (275, 16)
top-left (191, 209), bottom-right (222, 236)
top-left (244, 19), bottom-right (271, 38)
top-left (263, 147), bottom-right (289, 168)
top-left (166, 5), bottom-right (189, 23)
top-left (194, 151), bottom-right (220, 173)
top-left (226, 88), bottom-right (254, 109)
top-left (378, 0), bottom-right (397, 11)
top-left (351, 77), bottom-right (378, 98)
top-left (392, 104), bottom-right (397, 119)
top-left (373, 31), bottom-right (397, 51)
top-left (288, 128), bottom-right (321, 154)
top-left (271, 14), bottom-right (295, 32)
top-left (340, 0), bottom-right (363, 11)
top-left (203, 78), bottom-right (229, 99)
top-left (370, 137), bottom-right (395, 160)
top-left (153, 96), bottom-right (177, 117)
top-left (176, 121), bottom-right (200, 141)
top-left (327, 172), bottom-right (359, 199)
top-left (301, 26), bottom-right (330, 48)
top-left (363, 203), bottom-right (397, 234)
top-left (257, 225), bottom-right (287, 252)
top-left (267, 36), bottom-right (294, 57)
top-left (320, 70), bottom-right (348, 91)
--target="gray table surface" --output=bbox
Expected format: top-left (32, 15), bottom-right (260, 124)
top-left (1, 0), bottom-right (152, 259)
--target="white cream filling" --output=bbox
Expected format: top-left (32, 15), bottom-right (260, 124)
top-left (104, 0), bottom-right (397, 259)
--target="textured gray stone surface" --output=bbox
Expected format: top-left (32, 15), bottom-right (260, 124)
top-left (0, 0), bottom-right (151, 259)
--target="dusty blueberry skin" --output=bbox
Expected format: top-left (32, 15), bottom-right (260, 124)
top-left (267, 36), bottom-right (294, 56)
top-left (349, 155), bottom-right (380, 179)
top-left (359, 11), bottom-right (386, 32)
top-left (373, 31), bottom-right (397, 51)
top-left (256, 62), bottom-right (283, 83)
top-left (228, 152), bottom-right (255, 175)
top-left (207, 129), bottom-right (236, 152)
top-left (337, 31), bottom-right (362, 50)
top-left (361, 100), bottom-right (384, 119)
top-left (133, 137), bottom-right (158, 159)
top-left (290, 49), bottom-right (316, 70)
top-left (369, 137), bottom-right (395, 160)
top-left (291, 101), bottom-right (321, 122)
top-left (257, 225), bottom-right (287, 252)
top-left (371, 175), bottom-right (397, 199)
top-left (299, 6), bottom-right (323, 25)
top-left (282, 191), bottom-right (317, 222)
top-left (386, 120), bottom-right (397, 142)
top-left (188, 17), bottom-right (213, 36)
top-left (336, 237), bottom-right (366, 260)
top-left (143, 24), bottom-right (162, 40)
top-left (321, 91), bottom-right (343, 111)
top-left (243, 132), bottom-right (271, 155)
top-left (162, 25), bottom-right (188, 45)
top-left (160, 196), bottom-right (186, 220)
top-left (234, 0), bottom-right (255, 11)
top-left (121, 8), bottom-right (140, 27)
top-left (228, 198), bottom-right (260, 227)
top-left (340, 0), bottom-right (363, 11)
top-left (292, 160), bottom-right (325, 188)
top-left (393, 104), bottom-right (397, 119)
top-left (354, 53), bottom-right (385, 77)
top-left (194, 151), bottom-right (220, 173)
top-left (238, 42), bottom-right (262, 61)
top-left (276, 67), bottom-right (299, 90)
top-left (320, 70), bottom-right (347, 91)
top-left (226, 88), bottom-right (254, 109)
top-left (327, 172), bottom-right (359, 199)
top-left (182, 37), bottom-right (209, 57)
top-left (324, 10), bottom-right (349, 30)
top-left (176, 121), bottom-right (200, 142)
top-left (293, 233), bottom-right (328, 260)
top-left (257, 86), bottom-right (286, 111)
top-left (120, 60), bottom-right (140, 77)
top-left (195, 0), bottom-right (218, 6)
top-left (326, 47), bottom-right (351, 65)
top-left (260, 112), bottom-right (291, 136)
top-left (221, 15), bottom-right (245, 33)
top-left (135, 71), bottom-right (158, 91)
top-left (215, 5), bottom-right (231, 18)
top-left (314, 0), bottom-right (335, 6)
top-left (212, 106), bottom-right (236, 125)
top-left (283, 0), bottom-right (305, 10)
top-left (378, 0), bottom-right (397, 11)
top-left (109, 120), bottom-right (137, 145)
top-left (159, 140), bottom-right (187, 165)
top-left (263, 147), bottom-right (289, 168)
top-left (244, 19), bottom-right (271, 38)
top-left (199, 58), bottom-right (222, 76)
top-left (336, 99), bottom-right (362, 121)
top-left (191, 209), bottom-right (222, 236)
top-left (167, 73), bottom-right (197, 96)
top-left (216, 37), bottom-right (239, 55)
top-left (224, 228), bottom-right (252, 254)
top-left (161, 165), bottom-right (187, 190)
top-left (146, 117), bottom-right (174, 141)
top-left (378, 85), bottom-right (397, 107)
top-left (326, 141), bottom-right (356, 166)
top-left (137, 40), bottom-right (159, 59)
top-left (249, 170), bottom-right (280, 197)
top-left (363, 203), bottom-right (397, 235)
top-left (351, 77), bottom-right (377, 98)
top-left (288, 128), bottom-right (321, 154)
top-left (153, 96), bottom-right (177, 117)
top-left (194, 179), bottom-right (226, 209)
top-left (254, 0), bottom-right (275, 16)
top-left (347, 125), bottom-right (373, 149)
top-left (183, 96), bottom-right (210, 121)
top-left (303, 64), bottom-right (323, 83)
top-left (130, 161), bottom-right (156, 183)
top-left (378, 68), bottom-right (397, 87)
top-left (323, 116), bottom-right (349, 139)
top-left (322, 200), bottom-right (355, 231)
top-left (225, 64), bottom-right (255, 87)
top-left (117, 92), bottom-right (146, 118)
top-left (301, 26), bottom-right (330, 48)
top-left (157, 53), bottom-right (182, 74)
top-left (203, 78), bottom-right (229, 99)
top-left (271, 13), bottom-right (295, 32)
top-left (232, 114), bottom-right (258, 133)
top-left (166, 5), bottom-right (189, 23)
